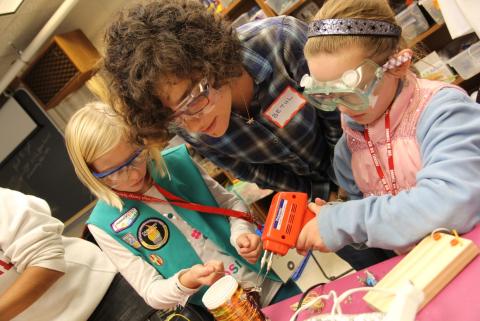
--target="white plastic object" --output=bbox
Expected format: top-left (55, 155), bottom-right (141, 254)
top-left (413, 51), bottom-right (455, 82)
top-left (306, 314), bottom-right (384, 321)
top-left (383, 281), bottom-right (424, 321)
top-left (202, 275), bottom-right (238, 310)
top-left (447, 42), bottom-right (480, 79)
top-left (395, 3), bottom-right (429, 40)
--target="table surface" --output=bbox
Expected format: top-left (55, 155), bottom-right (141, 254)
top-left (262, 226), bottom-right (480, 321)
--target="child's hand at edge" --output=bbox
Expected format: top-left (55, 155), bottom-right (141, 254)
top-left (236, 233), bottom-right (262, 264)
top-left (179, 260), bottom-right (224, 289)
top-left (296, 198), bottom-right (330, 255)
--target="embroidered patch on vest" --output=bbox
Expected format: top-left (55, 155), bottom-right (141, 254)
top-left (122, 233), bottom-right (141, 249)
top-left (111, 208), bottom-right (139, 233)
top-left (138, 218), bottom-right (169, 250)
top-left (149, 254), bottom-right (164, 266)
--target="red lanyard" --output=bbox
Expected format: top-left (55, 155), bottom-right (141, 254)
top-left (363, 110), bottom-right (398, 195)
top-left (116, 183), bottom-right (257, 224)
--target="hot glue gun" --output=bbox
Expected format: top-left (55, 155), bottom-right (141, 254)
top-left (256, 192), bottom-right (316, 286)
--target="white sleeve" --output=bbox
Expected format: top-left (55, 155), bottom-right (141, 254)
top-left (88, 224), bottom-right (197, 309)
top-left (0, 188), bottom-right (65, 273)
top-left (194, 162), bottom-right (256, 250)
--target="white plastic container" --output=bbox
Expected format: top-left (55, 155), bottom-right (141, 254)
top-left (447, 42), bottom-right (480, 79)
top-left (414, 51), bottom-right (455, 82)
top-left (419, 0), bottom-right (444, 24)
top-left (202, 275), bottom-right (239, 310)
top-left (395, 3), bottom-right (430, 40)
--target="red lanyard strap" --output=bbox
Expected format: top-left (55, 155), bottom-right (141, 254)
top-left (116, 183), bottom-right (256, 223)
top-left (363, 110), bottom-right (398, 195)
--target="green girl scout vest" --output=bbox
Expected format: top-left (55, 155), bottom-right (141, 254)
top-left (87, 144), bottom-right (279, 305)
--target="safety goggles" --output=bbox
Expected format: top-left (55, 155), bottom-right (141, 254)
top-left (301, 59), bottom-right (384, 111)
top-left (169, 77), bottom-right (213, 123)
top-left (92, 149), bottom-right (148, 183)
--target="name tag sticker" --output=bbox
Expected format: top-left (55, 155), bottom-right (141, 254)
top-left (263, 86), bottom-right (306, 128)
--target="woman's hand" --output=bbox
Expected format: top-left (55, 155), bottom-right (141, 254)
top-left (236, 233), bottom-right (262, 264)
top-left (179, 260), bottom-right (224, 289)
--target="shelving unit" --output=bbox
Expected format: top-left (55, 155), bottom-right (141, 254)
top-left (222, 0), bottom-right (243, 16)
top-left (222, 0), bottom-right (275, 17)
top-left (253, 0), bottom-right (276, 17)
top-left (453, 76), bottom-right (464, 86)
top-left (283, 0), bottom-right (308, 16)
top-left (221, 0), bottom-right (322, 19)
top-left (408, 22), bottom-right (444, 47)
top-left (409, 22), bottom-right (480, 91)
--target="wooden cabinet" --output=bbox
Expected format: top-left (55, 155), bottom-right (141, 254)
top-left (21, 30), bottom-right (101, 110)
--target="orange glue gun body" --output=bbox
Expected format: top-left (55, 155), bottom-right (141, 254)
top-left (262, 192), bottom-right (316, 256)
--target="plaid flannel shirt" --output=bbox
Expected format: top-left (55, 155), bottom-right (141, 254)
top-left (176, 16), bottom-right (342, 199)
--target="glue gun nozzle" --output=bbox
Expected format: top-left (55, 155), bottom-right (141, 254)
top-left (260, 250), bottom-right (269, 270)
top-left (266, 251), bottom-right (274, 272)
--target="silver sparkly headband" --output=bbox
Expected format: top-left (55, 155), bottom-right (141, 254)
top-left (308, 19), bottom-right (401, 38)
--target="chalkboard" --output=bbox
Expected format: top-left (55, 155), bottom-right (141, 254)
top-left (0, 88), bottom-right (94, 222)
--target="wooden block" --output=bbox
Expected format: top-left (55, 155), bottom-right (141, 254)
top-left (363, 232), bottom-right (479, 312)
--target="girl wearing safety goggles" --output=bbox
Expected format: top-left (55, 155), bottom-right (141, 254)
top-left (296, 0), bottom-right (480, 262)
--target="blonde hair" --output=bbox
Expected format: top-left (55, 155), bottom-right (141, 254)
top-left (304, 0), bottom-right (406, 63)
top-left (65, 102), bottom-right (166, 210)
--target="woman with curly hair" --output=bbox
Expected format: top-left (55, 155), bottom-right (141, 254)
top-left (103, 0), bottom-right (342, 204)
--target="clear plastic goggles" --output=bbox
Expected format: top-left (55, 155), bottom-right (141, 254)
top-left (301, 60), bottom-right (384, 111)
top-left (169, 77), bottom-right (211, 122)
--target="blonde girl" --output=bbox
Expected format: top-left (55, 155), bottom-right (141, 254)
top-left (65, 102), bottom-right (287, 311)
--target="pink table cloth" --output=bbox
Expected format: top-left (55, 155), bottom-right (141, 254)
top-left (262, 226), bottom-right (480, 321)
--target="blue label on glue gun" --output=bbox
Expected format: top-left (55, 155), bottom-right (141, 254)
top-left (273, 199), bottom-right (287, 230)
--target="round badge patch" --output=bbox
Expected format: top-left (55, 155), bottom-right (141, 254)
top-left (149, 254), bottom-right (164, 266)
top-left (138, 218), bottom-right (169, 250)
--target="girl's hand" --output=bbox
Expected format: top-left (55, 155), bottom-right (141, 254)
top-left (179, 260), bottom-right (224, 289)
top-left (296, 198), bottom-right (330, 255)
top-left (236, 233), bottom-right (262, 264)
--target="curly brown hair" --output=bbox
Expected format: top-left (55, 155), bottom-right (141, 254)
top-left (103, 0), bottom-right (243, 143)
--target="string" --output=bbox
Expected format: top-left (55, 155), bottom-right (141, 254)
top-left (288, 287), bottom-right (395, 321)
top-left (289, 291), bottom-right (337, 321)
top-left (430, 227), bottom-right (462, 246)
top-left (290, 290), bottom-right (325, 313)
